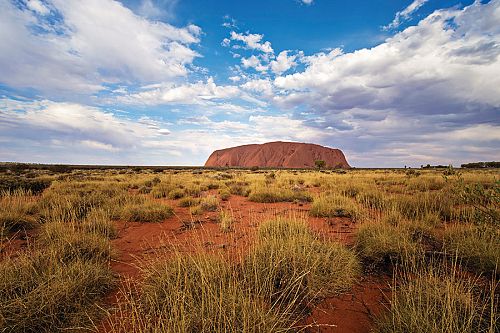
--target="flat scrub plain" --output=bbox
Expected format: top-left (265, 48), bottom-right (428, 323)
top-left (0, 166), bottom-right (498, 332)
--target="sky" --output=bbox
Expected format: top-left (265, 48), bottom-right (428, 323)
top-left (0, 0), bottom-right (499, 167)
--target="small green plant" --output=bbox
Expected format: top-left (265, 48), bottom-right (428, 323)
top-left (314, 160), bottom-right (326, 169)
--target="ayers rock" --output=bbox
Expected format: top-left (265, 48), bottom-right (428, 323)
top-left (205, 141), bottom-right (350, 169)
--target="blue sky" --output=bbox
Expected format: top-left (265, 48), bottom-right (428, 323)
top-left (0, 0), bottom-right (499, 167)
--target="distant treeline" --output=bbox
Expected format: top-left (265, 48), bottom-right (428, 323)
top-left (460, 161), bottom-right (500, 168)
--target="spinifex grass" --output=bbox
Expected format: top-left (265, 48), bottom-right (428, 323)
top-left (375, 258), bottom-right (498, 333)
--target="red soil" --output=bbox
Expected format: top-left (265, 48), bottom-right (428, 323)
top-left (100, 192), bottom-right (389, 333)
top-left (205, 141), bottom-right (351, 169)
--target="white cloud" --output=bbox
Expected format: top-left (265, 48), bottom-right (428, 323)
top-left (118, 78), bottom-right (241, 105)
top-left (274, 1), bottom-right (500, 114)
top-left (241, 55), bottom-right (269, 72)
top-left (0, 99), bottom-right (171, 153)
top-left (270, 50), bottom-right (297, 74)
top-left (0, 0), bottom-right (201, 97)
top-left (26, 0), bottom-right (50, 15)
top-left (229, 31), bottom-right (274, 53)
top-left (300, 0), bottom-right (314, 4)
top-left (383, 0), bottom-right (429, 30)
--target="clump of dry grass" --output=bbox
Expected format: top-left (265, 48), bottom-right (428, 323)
top-left (375, 259), bottom-right (498, 333)
top-left (178, 196), bottom-right (200, 207)
top-left (443, 224), bottom-right (499, 275)
top-left (355, 221), bottom-right (424, 266)
top-left (106, 253), bottom-right (297, 332)
top-left (218, 210), bottom-right (234, 232)
top-left (0, 216), bottom-right (115, 333)
top-left (0, 189), bottom-right (39, 235)
top-left (246, 218), bottom-right (360, 308)
top-left (310, 194), bottom-right (363, 221)
top-left (200, 195), bottom-right (219, 211)
top-left (120, 201), bottom-right (173, 222)
top-left (0, 251), bottom-right (114, 333)
top-left (248, 184), bottom-right (312, 203)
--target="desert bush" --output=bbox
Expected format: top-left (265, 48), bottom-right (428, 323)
top-left (121, 201), bottom-right (173, 222)
top-left (0, 176), bottom-right (52, 195)
top-left (443, 225), bottom-right (499, 275)
top-left (310, 194), bottom-right (363, 221)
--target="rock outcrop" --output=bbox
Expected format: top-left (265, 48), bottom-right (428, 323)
top-left (205, 141), bottom-right (350, 168)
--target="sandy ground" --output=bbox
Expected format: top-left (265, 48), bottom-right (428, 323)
top-left (100, 192), bottom-right (390, 333)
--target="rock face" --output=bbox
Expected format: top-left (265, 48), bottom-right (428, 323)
top-left (205, 141), bottom-right (350, 169)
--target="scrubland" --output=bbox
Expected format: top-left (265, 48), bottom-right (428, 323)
top-left (0, 166), bottom-right (498, 332)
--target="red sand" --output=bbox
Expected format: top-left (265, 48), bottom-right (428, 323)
top-left (100, 192), bottom-right (389, 333)
top-left (205, 141), bottom-right (350, 169)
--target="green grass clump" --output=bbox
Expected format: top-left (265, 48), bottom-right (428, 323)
top-left (107, 253), bottom-right (296, 332)
top-left (443, 225), bottom-right (499, 275)
top-left (246, 218), bottom-right (360, 307)
top-left (121, 201), bottom-right (173, 222)
top-left (375, 260), bottom-right (498, 333)
top-left (310, 194), bottom-right (362, 221)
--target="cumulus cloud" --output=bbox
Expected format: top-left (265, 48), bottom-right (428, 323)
top-left (268, 1), bottom-right (500, 166)
top-left (0, 0), bottom-right (201, 97)
top-left (117, 78), bottom-right (241, 106)
top-left (229, 31), bottom-right (274, 53)
top-left (270, 51), bottom-right (298, 74)
top-left (0, 97), bottom-right (324, 165)
top-left (383, 0), bottom-right (429, 30)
